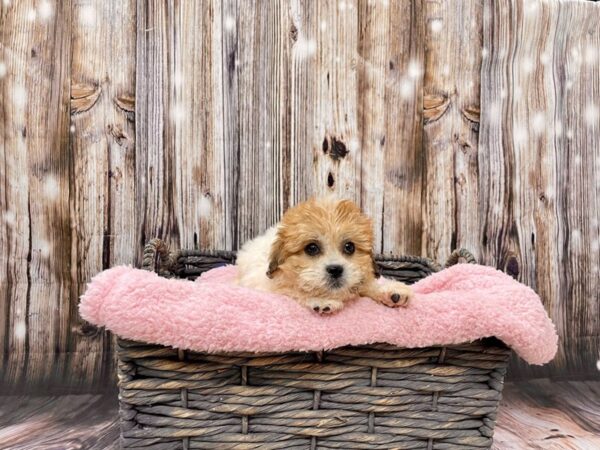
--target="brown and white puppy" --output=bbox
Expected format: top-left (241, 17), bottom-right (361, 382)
top-left (236, 197), bottom-right (413, 314)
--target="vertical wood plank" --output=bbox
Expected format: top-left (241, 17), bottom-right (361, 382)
top-left (0, 0), bottom-right (73, 388)
top-left (422, 0), bottom-right (483, 262)
top-left (70, 0), bottom-right (136, 387)
top-left (289, 0), bottom-right (360, 204)
top-left (357, 0), bottom-right (425, 255)
top-left (135, 1), bottom-right (179, 258)
top-left (222, 0), bottom-right (292, 246)
top-left (480, 0), bottom-right (600, 378)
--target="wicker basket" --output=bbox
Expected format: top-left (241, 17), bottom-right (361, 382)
top-left (117, 240), bottom-right (510, 450)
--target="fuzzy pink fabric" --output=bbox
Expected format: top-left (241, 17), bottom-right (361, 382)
top-left (79, 264), bottom-right (558, 365)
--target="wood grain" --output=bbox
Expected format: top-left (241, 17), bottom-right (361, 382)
top-left (358, 0), bottom-right (425, 255)
top-left (0, 0), bottom-right (73, 388)
top-left (223, 0), bottom-right (292, 246)
top-left (69, 0), bottom-right (136, 390)
top-left (0, 394), bottom-right (119, 450)
top-left (422, 0), bottom-right (483, 262)
top-left (479, 0), bottom-right (600, 379)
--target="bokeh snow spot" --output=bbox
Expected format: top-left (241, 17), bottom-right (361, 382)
top-left (79, 5), bottom-right (95, 26)
top-left (43, 176), bottom-right (59, 200)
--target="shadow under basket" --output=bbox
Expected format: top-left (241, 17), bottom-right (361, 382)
top-left (117, 240), bottom-right (511, 450)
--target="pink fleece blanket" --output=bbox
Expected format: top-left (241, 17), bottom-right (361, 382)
top-left (79, 264), bottom-right (558, 365)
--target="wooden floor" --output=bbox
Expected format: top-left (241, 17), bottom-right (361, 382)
top-left (0, 381), bottom-right (598, 449)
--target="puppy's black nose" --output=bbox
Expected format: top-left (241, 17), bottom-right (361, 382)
top-left (326, 264), bottom-right (344, 279)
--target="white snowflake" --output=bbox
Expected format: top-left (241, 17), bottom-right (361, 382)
top-left (514, 85), bottom-right (523, 97)
top-left (531, 112), bottom-right (545, 135)
top-left (294, 35), bottom-right (317, 59)
top-left (320, 20), bottom-right (327, 31)
top-left (566, 129), bottom-right (574, 139)
top-left (540, 51), bottom-right (551, 66)
top-left (70, 125), bottom-right (76, 133)
top-left (79, 4), bottom-right (95, 26)
top-left (482, 47), bottom-right (489, 58)
top-left (584, 104), bottom-right (599, 126)
top-left (173, 70), bottom-right (184, 87)
top-left (513, 125), bottom-right (528, 144)
top-left (0, 61), bottom-right (6, 78)
top-left (38, 1), bottom-right (53, 20)
top-left (521, 57), bottom-right (534, 75)
top-left (335, 56), bottom-right (341, 64)
top-left (407, 60), bottom-right (422, 79)
top-left (398, 78), bottom-right (412, 99)
top-left (565, 79), bottom-right (574, 91)
top-left (348, 137), bottom-right (360, 153)
top-left (525, 1), bottom-right (538, 16)
top-left (585, 45), bottom-right (598, 65)
top-left (338, 1), bottom-right (346, 11)
top-left (570, 47), bottom-right (582, 66)
top-left (3, 210), bottom-right (16, 227)
top-left (43, 175), bottom-right (59, 200)
top-left (488, 102), bottom-right (502, 122)
top-left (597, 360), bottom-right (600, 372)
top-left (15, 322), bottom-right (26, 340)
top-left (573, 155), bottom-right (582, 166)
top-left (39, 239), bottom-right (51, 258)
top-left (198, 195), bottom-right (212, 219)
top-left (13, 85), bottom-right (27, 108)
top-left (430, 19), bottom-right (442, 33)
top-left (171, 104), bottom-right (186, 123)
top-left (26, 8), bottom-right (36, 21)
top-left (570, 229), bottom-right (582, 248)
top-left (224, 15), bottom-right (235, 31)
top-left (442, 64), bottom-right (450, 76)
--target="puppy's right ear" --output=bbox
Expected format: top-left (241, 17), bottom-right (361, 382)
top-left (267, 235), bottom-right (285, 278)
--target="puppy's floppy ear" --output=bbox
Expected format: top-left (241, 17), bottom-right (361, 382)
top-left (371, 253), bottom-right (381, 279)
top-left (267, 234), bottom-right (285, 278)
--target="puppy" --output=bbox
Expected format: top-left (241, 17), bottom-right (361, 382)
top-left (236, 197), bottom-right (413, 314)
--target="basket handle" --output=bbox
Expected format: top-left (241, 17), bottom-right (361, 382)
top-left (444, 248), bottom-right (476, 267)
top-left (142, 238), bottom-right (172, 273)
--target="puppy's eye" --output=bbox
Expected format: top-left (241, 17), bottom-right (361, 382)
top-left (304, 243), bottom-right (320, 256)
top-left (343, 242), bottom-right (355, 255)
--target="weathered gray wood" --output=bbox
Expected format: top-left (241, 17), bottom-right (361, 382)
top-left (223, 0), bottom-right (292, 246)
top-left (358, 0), bottom-right (425, 255)
top-left (422, 0), bottom-right (483, 263)
top-left (479, 0), bottom-right (600, 379)
top-left (69, 0), bottom-right (136, 389)
top-left (0, 0), bottom-right (73, 388)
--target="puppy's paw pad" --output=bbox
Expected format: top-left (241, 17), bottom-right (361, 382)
top-left (308, 299), bottom-right (342, 314)
top-left (377, 282), bottom-right (413, 308)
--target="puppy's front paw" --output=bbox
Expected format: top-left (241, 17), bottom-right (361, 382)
top-left (374, 280), bottom-right (413, 308)
top-left (307, 298), bottom-right (344, 315)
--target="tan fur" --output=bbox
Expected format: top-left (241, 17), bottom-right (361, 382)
top-left (236, 197), bottom-right (413, 314)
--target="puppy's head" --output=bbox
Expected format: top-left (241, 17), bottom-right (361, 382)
top-left (267, 198), bottom-right (377, 298)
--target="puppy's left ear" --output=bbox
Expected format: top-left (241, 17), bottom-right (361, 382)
top-left (267, 235), bottom-right (285, 278)
top-left (371, 254), bottom-right (381, 279)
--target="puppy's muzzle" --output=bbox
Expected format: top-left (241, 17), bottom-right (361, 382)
top-left (325, 264), bottom-right (344, 288)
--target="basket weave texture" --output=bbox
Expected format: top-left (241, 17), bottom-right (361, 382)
top-left (117, 240), bottom-right (510, 449)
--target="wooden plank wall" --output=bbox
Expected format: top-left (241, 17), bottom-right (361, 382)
top-left (0, 0), bottom-right (598, 391)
